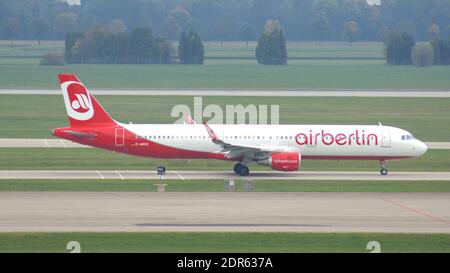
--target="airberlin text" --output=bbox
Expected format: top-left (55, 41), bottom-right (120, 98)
top-left (296, 130), bottom-right (378, 146)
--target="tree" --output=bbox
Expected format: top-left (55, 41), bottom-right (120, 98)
top-left (384, 31), bottom-right (416, 65)
top-left (428, 24), bottom-right (440, 41)
top-left (411, 44), bottom-right (434, 67)
top-left (342, 21), bottom-right (361, 45)
top-left (108, 19), bottom-right (127, 34)
top-left (310, 13), bottom-right (330, 43)
top-left (264, 19), bottom-right (282, 34)
top-left (238, 23), bottom-right (256, 46)
top-left (256, 20), bottom-right (287, 65)
top-left (178, 29), bottom-right (204, 65)
top-left (1, 18), bottom-right (21, 46)
top-left (30, 16), bottom-right (49, 45)
top-left (395, 20), bottom-right (416, 37)
top-left (161, 5), bottom-right (192, 40)
top-left (40, 53), bottom-right (65, 66)
top-left (130, 27), bottom-right (154, 64)
top-left (154, 37), bottom-right (173, 64)
top-left (65, 32), bottom-right (83, 63)
top-left (431, 37), bottom-right (450, 65)
top-left (54, 13), bottom-right (78, 39)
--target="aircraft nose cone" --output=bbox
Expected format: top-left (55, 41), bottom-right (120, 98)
top-left (416, 141), bottom-right (428, 156)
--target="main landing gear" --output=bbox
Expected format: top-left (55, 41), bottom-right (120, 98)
top-left (380, 160), bottom-right (388, 176)
top-left (234, 162), bottom-right (250, 176)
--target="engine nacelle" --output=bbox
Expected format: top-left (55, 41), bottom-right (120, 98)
top-left (258, 152), bottom-right (300, 172)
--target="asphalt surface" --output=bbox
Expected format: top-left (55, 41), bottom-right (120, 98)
top-left (1, 89), bottom-right (450, 97)
top-left (0, 192), bottom-right (448, 233)
top-left (0, 170), bottom-right (449, 180)
top-left (0, 138), bottom-right (448, 149)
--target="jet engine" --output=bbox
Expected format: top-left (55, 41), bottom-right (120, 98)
top-left (257, 152), bottom-right (300, 171)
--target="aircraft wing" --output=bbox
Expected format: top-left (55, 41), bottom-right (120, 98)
top-left (203, 123), bottom-right (300, 159)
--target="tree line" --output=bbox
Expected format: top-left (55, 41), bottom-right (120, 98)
top-left (65, 26), bottom-right (204, 64)
top-left (59, 18), bottom-right (450, 67)
top-left (384, 30), bottom-right (450, 66)
top-left (1, 0), bottom-right (450, 42)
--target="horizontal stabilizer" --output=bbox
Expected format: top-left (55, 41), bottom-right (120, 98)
top-left (62, 130), bottom-right (97, 137)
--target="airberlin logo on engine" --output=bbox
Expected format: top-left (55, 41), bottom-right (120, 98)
top-left (295, 130), bottom-right (379, 146)
top-left (61, 81), bottom-right (94, 121)
top-left (273, 159), bottom-right (298, 164)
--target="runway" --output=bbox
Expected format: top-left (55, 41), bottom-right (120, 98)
top-left (1, 89), bottom-right (450, 97)
top-left (0, 192), bottom-right (449, 233)
top-left (0, 138), bottom-right (448, 149)
top-left (1, 170), bottom-right (450, 180)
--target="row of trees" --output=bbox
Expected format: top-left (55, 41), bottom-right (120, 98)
top-left (62, 20), bottom-right (450, 67)
top-left (65, 26), bottom-right (204, 64)
top-left (384, 31), bottom-right (450, 66)
top-left (66, 26), bottom-right (172, 64)
top-left (2, 0), bottom-right (450, 42)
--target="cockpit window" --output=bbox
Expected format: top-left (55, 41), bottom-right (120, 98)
top-left (401, 135), bottom-right (415, 140)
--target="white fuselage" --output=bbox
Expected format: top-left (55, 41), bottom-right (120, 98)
top-left (122, 123), bottom-right (427, 160)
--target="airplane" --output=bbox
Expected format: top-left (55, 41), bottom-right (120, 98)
top-left (52, 74), bottom-right (428, 176)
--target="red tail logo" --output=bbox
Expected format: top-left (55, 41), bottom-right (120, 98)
top-left (59, 74), bottom-right (115, 127)
top-left (61, 80), bottom-right (94, 121)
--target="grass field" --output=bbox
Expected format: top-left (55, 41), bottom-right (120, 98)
top-left (0, 148), bottom-right (448, 171)
top-left (0, 95), bottom-right (449, 141)
top-left (0, 232), bottom-right (448, 253)
top-left (0, 41), bottom-right (449, 90)
top-left (1, 63), bottom-right (450, 90)
top-left (1, 179), bottom-right (450, 192)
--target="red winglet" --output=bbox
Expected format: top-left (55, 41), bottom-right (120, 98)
top-left (184, 112), bottom-right (196, 124)
top-left (203, 122), bottom-right (219, 141)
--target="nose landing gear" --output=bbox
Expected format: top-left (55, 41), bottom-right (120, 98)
top-left (234, 162), bottom-right (250, 176)
top-left (380, 160), bottom-right (388, 176)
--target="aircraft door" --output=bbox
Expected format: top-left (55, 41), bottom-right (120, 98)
top-left (115, 127), bottom-right (125, 146)
top-left (381, 129), bottom-right (391, 148)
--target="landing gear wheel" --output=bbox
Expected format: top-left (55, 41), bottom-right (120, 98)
top-left (238, 165), bottom-right (250, 176)
top-left (233, 163), bottom-right (249, 176)
top-left (233, 163), bottom-right (243, 174)
top-left (379, 160), bottom-right (388, 176)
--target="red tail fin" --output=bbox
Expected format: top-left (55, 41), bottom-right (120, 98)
top-left (58, 74), bottom-right (115, 127)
